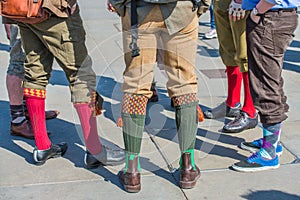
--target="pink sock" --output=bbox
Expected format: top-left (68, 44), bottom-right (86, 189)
top-left (74, 103), bottom-right (102, 155)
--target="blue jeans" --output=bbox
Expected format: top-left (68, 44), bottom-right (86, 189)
top-left (210, 3), bottom-right (215, 30)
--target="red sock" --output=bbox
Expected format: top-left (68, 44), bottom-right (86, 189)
top-left (226, 66), bottom-right (242, 108)
top-left (74, 103), bottom-right (102, 155)
top-left (24, 88), bottom-right (51, 150)
top-left (242, 72), bottom-right (256, 118)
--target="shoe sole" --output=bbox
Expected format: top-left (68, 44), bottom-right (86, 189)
top-left (240, 143), bottom-right (283, 157)
top-left (204, 35), bottom-right (217, 39)
top-left (222, 123), bottom-right (257, 134)
top-left (180, 173), bottom-right (200, 189)
top-left (101, 159), bottom-right (126, 166)
top-left (85, 159), bottom-right (126, 169)
top-left (10, 130), bottom-right (34, 139)
top-left (232, 164), bottom-right (280, 172)
top-left (11, 130), bottom-right (51, 139)
top-left (34, 147), bottom-right (67, 166)
top-left (124, 184), bottom-right (141, 193)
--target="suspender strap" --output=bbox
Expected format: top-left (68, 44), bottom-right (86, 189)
top-left (130, 0), bottom-right (140, 57)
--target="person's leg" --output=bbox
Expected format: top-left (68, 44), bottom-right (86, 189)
top-left (232, 11), bottom-right (298, 172)
top-left (19, 22), bottom-right (67, 165)
top-left (210, 1), bottom-right (215, 30)
top-left (5, 24), bottom-right (33, 138)
top-left (118, 5), bottom-right (160, 192)
top-left (29, 6), bottom-right (124, 167)
top-left (163, 13), bottom-right (200, 189)
top-left (222, 13), bottom-right (258, 133)
top-left (204, 4), bottom-right (217, 39)
top-left (7, 24), bottom-right (59, 139)
top-left (204, 5), bottom-right (242, 119)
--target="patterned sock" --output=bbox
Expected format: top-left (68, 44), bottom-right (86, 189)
top-left (74, 103), bottom-right (102, 155)
top-left (172, 94), bottom-right (198, 152)
top-left (260, 122), bottom-right (282, 159)
top-left (23, 97), bottom-right (28, 117)
top-left (123, 153), bottom-right (141, 173)
top-left (10, 104), bottom-right (26, 125)
top-left (241, 72), bottom-right (256, 118)
top-left (226, 66), bottom-right (242, 107)
top-left (179, 149), bottom-right (196, 170)
top-left (24, 88), bottom-right (51, 150)
top-left (122, 93), bottom-right (147, 155)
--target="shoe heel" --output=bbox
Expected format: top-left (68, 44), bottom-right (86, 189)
top-left (180, 180), bottom-right (197, 189)
top-left (124, 184), bottom-right (141, 193)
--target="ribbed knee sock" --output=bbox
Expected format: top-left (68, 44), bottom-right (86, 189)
top-left (74, 103), bottom-right (102, 155)
top-left (241, 72), bottom-right (256, 118)
top-left (226, 66), bottom-right (242, 107)
top-left (24, 88), bottom-right (51, 150)
top-left (122, 93), bottom-right (147, 172)
top-left (172, 94), bottom-right (198, 169)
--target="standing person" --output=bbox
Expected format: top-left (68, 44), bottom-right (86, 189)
top-left (17, 2), bottom-right (125, 166)
top-left (204, 2), bottom-right (217, 39)
top-left (232, 0), bottom-right (299, 172)
top-left (4, 23), bottom-right (59, 139)
top-left (204, 0), bottom-right (258, 133)
top-left (108, 0), bottom-right (201, 192)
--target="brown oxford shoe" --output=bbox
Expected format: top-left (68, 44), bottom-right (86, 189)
top-left (180, 153), bottom-right (201, 189)
top-left (45, 110), bottom-right (60, 120)
top-left (118, 155), bottom-right (141, 193)
top-left (10, 120), bottom-right (51, 139)
top-left (10, 120), bottom-right (34, 139)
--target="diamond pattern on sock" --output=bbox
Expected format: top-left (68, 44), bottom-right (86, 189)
top-left (172, 93), bottom-right (197, 107)
top-left (122, 93), bottom-right (148, 115)
top-left (24, 88), bottom-right (46, 99)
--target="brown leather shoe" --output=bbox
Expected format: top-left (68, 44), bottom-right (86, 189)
top-left (180, 153), bottom-right (201, 189)
top-left (118, 156), bottom-right (141, 193)
top-left (10, 120), bottom-right (34, 139)
top-left (45, 110), bottom-right (60, 120)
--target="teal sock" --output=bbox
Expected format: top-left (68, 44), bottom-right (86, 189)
top-left (123, 153), bottom-right (141, 173)
top-left (179, 149), bottom-right (196, 170)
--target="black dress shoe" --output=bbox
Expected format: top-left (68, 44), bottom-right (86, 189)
top-left (84, 145), bottom-right (125, 169)
top-left (223, 111), bottom-right (258, 133)
top-left (204, 102), bottom-right (241, 119)
top-left (33, 142), bottom-right (68, 165)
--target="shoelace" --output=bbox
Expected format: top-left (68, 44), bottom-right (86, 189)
top-left (231, 111), bottom-right (246, 123)
top-left (247, 153), bottom-right (259, 163)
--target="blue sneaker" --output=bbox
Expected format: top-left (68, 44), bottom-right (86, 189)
top-left (240, 139), bottom-right (283, 156)
top-left (232, 152), bottom-right (279, 172)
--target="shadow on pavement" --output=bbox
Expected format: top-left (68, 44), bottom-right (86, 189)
top-left (241, 190), bottom-right (300, 200)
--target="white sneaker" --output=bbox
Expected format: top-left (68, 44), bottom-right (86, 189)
top-left (204, 29), bottom-right (217, 39)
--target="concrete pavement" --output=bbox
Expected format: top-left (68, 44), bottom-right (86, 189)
top-left (0, 1), bottom-right (299, 199)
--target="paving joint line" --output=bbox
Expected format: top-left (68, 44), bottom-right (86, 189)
top-left (145, 128), bottom-right (189, 200)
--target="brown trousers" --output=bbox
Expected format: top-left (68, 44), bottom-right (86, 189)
top-left (246, 10), bottom-right (298, 124)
